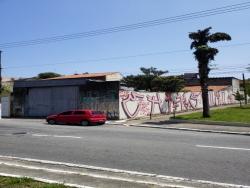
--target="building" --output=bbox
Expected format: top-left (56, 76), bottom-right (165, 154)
top-left (12, 72), bottom-right (238, 120)
top-left (13, 72), bottom-right (122, 119)
top-left (183, 73), bottom-right (240, 93)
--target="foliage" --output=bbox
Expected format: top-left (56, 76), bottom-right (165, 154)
top-left (233, 90), bottom-right (245, 107)
top-left (246, 83), bottom-right (250, 97)
top-left (151, 76), bottom-right (185, 92)
top-left (0, 176), bottom-right (69, 188)
top-left (140, 67), bottom-right (168, 76)
top-left (37, 72), bottom-right (61, 79)
top-left (122, 67), bottom-right (184, 92)
top-left (189, 27), bottom-right (231, 117)
top-left (240, 81), bottom-right (250, 98)
top-left (0, 85), bottom-right (12, 96)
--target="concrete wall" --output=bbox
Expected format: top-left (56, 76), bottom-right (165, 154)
top-left (232, 78), bottom-right (240, 93)
top-left (119, 89), bottom-right (236, 119)
top-left (1, 96), bottom-right (11, 117)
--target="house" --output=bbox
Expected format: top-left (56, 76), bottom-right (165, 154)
top-left (13, 72), bottom-right (122, 119)
top-left (183, 73), bottom-right (240, 93)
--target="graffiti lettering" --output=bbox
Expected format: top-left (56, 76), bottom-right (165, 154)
top-left (119, 90), bottom-right (235, 119)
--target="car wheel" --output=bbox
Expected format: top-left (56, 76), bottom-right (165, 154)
top-left (48, 119), bottom-right (56, 125)
top-left (80, 120), bottom-right (89, 126)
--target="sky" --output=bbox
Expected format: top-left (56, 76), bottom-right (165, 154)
top-left (0, 0), bottom-right (250, 79)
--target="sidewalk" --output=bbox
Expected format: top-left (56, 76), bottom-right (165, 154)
top-left (126, 121), bottom-right (250, 136)
top-left (119, 104), bottom-right (250, 136)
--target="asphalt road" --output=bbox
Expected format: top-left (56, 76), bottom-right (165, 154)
top-left (0, 119), bottom-right (249, 186)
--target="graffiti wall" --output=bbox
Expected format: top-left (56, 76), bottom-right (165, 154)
top-left (119, 90), bottom-right (236, 119)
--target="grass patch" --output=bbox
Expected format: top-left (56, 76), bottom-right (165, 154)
top-left (0, 176), bottom-right (70, 188)
top-left (175, 105), bottom-right (250, 125)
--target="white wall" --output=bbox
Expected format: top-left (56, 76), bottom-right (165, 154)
top-left (1, 96), bottom-right (11, 117)
top-left (119, 89), bottom-right (236, 119)
top-left (232, 79), bottom-right (240, 93)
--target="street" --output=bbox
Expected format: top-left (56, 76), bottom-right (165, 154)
top-left (0, 119), bottom-right (250, 187)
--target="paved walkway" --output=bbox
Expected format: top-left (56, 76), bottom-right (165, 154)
top-left (126, 121), bottom-right (250, 135)
top-left (118, 104), bottom-right (250, 135)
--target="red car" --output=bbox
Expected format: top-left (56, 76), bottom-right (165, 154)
top-left (46, 110), bottom-right (107, 126)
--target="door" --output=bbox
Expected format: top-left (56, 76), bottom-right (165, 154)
top-left (56, 111), bottom-right (73, 124)
top-left (28, 88), bottom-right (51, 116)
top-left (51, 87), bottom-right (78, 114)
top-left (72, 110), bottom-right (87, 123)
top-left (27, 86), bottom-right (78, 117)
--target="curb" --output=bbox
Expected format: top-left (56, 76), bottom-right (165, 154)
top-left (169, 118), bottom-right (250, 127)
top-left (124, 124), bottom-right (250, 136)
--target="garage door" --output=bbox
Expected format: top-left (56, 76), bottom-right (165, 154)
top-left (27, 87), bottom-right (78, 116)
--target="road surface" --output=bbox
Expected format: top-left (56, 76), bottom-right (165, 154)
top-left (0, 119), bottom-right (249, 186)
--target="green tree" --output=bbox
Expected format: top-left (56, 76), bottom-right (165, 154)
top-left (122, 67), bottom-right (184, 92)
top-left (189, 27), bottom-right (231, 117)
top-left (234, 91), bottom-right (245, 107)
top-left (245, 82), bottom-right (250, 102)
top-left (123, 67), bottom-right (167, 91)
top-left (151, 76), bottom-right (185, 92)
top-left (140, 67), bottom-right (168, 76)
top-left (37, 72), bottom-right (61, 79)
top-left (0, 85), bottom-right (12, 97)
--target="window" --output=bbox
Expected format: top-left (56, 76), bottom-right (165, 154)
top-left (73, 111), bottom-right (85, 115)
top-left (92, 111), bottom-right (103, 115)
top-left (60, 111), bottom-right (72, 115)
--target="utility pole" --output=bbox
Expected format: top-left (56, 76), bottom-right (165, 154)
top-left (0, 50), bottom-right (2, 119)
top-left (0, 50), bottom-right (2, 92)
top-left (242, 73), bottom-right (247, 105)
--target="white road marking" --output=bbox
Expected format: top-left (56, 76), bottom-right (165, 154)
top-left (0, 155), bottom-right (249, 188)
top-left (32, 134), bottom-right (50, 137)
top-left (32, 134), bottom-right (82, 139)
top-left (53, 135), bottom-right (82, 139)
top-left (196, 145), bottom-right (250, 151)
top-left (0, 162), bottom-right (192, 188)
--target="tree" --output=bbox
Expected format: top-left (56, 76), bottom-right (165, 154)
top-left (151, 76), bottom-right (185, 92)
top-left (122, 67), bottom-right (184, 92)
top-left (0, 85), bottom-right (12, 97)
top-left (244, 81), bottom-right (250, 102)
top-left (37, 72), bottom-right (61, 79)
top-left (234, 91), bottom-right (245, 107)
top-left (123, 67), bottom-right (168, 91)
top-left (189, 27), bottom-right (231, 117)
top-left (140, 67), bottom-right (168, 76)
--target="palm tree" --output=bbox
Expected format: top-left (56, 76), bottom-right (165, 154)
top-left (189, 27), bottom-right (231, 117)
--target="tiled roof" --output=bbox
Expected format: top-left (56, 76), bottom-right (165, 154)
top-left (45, 72), bottom-right (119, 80)
top-left (184, 85), bottom-right (230, 92)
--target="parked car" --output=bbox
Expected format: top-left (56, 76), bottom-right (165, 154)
top-left (46, 109), bottom-right (107, 126)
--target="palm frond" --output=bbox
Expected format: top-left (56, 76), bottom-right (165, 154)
top-left (208, 32), bottom-right (231, 42)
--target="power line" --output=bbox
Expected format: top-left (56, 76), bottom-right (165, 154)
top-left (0, 2), bottom-right (250, 49)
top-left (3, 41), bottom-right (250, 70)
top-left (3, 49), bottom-right (190, 69)
top-left (121, 70), bottom-right (249, 77)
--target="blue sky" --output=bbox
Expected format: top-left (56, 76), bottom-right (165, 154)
top-left (0, 0), bottom-right (250, 79)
